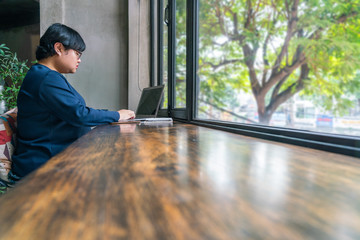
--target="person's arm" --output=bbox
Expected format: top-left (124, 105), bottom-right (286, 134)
top-left (39, 72), bottom-right (120, 127)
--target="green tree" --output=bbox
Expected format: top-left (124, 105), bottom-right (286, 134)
top-left (198, 0), bottom-right (360, 124)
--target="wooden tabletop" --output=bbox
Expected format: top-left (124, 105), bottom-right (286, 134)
top-left (0, 122), bottom-right (359, 239)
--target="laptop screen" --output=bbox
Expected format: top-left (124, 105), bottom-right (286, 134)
top-left (135, 85), bottom-right (164, 117)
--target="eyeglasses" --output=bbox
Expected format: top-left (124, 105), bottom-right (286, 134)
top-left (74, 50), bottom-right (82, 59)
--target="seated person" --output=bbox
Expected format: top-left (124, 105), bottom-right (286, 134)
top-left (9, 23), bottom-right (135, 183)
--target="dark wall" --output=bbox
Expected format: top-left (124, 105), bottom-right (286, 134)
top-left (0, 0), bottom-right (40, 64)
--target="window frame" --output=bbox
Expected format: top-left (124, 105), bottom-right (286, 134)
top-left (151, 0), bottom-right (360, 158)
top-left (169, 0), bottom-right (187, 119)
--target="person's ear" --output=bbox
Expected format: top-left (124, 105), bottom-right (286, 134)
top-left (54, 42), bottom-right (63, 56)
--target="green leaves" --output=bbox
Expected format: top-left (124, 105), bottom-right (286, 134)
top-left (0, 179), bottom-right (8, 194)
top-left (0, 44), bottom-right (28, 110)
top-left (0, 44), bottom-right (10, 57)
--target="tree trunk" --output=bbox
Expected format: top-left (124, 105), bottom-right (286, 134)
top-left (258, 112), bottom-right (273, 124)
top-left (255, 94), bottom-right (272, 124)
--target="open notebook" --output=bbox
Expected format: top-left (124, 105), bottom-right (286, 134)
top-left (120, 85), bottom-right (172, 123)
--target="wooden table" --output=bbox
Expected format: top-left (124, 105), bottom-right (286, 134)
top-left (0, 122), bottom-right (359, 239)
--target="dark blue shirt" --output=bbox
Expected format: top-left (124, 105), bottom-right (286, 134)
top-left (12, 64), bottom-right (120, 177)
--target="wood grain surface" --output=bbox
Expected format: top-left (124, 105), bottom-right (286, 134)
top-left (0, 122), bottom-right (359, 240)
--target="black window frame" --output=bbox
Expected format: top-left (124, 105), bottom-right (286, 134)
top-left (151, 0), bottom-right (360, 158)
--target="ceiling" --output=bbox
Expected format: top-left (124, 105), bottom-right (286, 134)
top-left (0, 0), bottom-right (39, 30)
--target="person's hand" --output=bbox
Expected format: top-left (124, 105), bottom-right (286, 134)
top-left (117, 109), bottom-right (135, 121)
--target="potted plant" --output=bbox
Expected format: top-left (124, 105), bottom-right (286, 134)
top-left (0, 44), bottom-right (29, 194)
top-left (0, 44), bottom-right (29, 111)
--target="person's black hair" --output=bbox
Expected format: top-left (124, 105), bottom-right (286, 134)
top-left (36, 23), bottom-right (86, 61)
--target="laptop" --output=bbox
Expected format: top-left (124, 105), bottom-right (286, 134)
top-left (121, 85), bottom-right (172, 122)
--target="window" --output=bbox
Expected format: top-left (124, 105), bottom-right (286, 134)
top-left (156, 0), bottom-right (187, 118)
top-left (174, 0), bottom-right (187, 108)
top-left (162, 0), bottom-right (169, 109)
top-left (153, 0), bottom-right (360, 157)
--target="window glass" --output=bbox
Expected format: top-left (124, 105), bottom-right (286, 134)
top-left (197, 0), bottom-right (360, 136)
top-left (162, 0), bottom-right (169, 109)
top-left (174, 0), bottom-right (186, 108)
